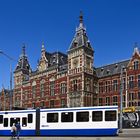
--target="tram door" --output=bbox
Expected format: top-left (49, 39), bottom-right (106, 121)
top-left (35, 108), bottom-right (40, 136)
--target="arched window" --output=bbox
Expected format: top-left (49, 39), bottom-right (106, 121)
top-left (40, 79), bottom-right (45, 97)
top-left (50, 77), bottom-right (55, 96)
top-left (32, 81), bottom-right (36, 98)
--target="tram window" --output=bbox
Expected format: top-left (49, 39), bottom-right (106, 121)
top-left (22, 117), bottom-right (27, 127)
top-left (0, 115), bottom-right (3, 124)
top-left (92, 111), bottom-right (102, 121)
top-left (16, 118), bottom-right (20, 123)
top-left (61, 112), bottom-right (73, 122)
top-left (10, 118), bottom-right (16, 126)
top-left (47, 113), bottom-right (58, 123)
top-left (4, 118), bottom-right (8, 127)
top-left (28, 114), bottom-right (33, 123)
top-left (105, 110), bottom-right (117, 121)
top-left (76, 111), bottom-right (89, 122)
top-left (10, 118), bottom-right (20, 126)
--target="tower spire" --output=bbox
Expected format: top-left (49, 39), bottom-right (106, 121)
top-left (79, 11), bottom-right (84, 28)
top-left (41, 42), bottom-right (45, 52)
top-left (22, 44), bottom-right (26, 56)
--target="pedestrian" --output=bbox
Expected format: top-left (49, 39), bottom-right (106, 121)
top-left (15, 121), bottom-right (21, 139)
top-left (11, 123), bottom-right (16, 139)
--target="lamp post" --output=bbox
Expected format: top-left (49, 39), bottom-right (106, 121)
top-left (125, 69), bottom-right (128, 108)
top-left (0, 50), bottom-right (15, 110)
top-left (119, 66), bottom-right (124, 133)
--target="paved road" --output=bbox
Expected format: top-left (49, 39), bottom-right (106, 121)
top-left (0, 129), bottom-right (140, 140)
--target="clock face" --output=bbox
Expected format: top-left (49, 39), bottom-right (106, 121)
top-left (72, 58), bottom-right (79, 68)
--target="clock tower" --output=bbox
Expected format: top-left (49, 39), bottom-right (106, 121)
top-left (67, 12), bottom-right (97, 107)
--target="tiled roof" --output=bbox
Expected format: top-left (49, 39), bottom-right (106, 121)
top-left (68, 13), bottom-right (93, 51)
top-left (96, 60), bottom-right (130, 78)
top-left (15, 46), bottom-right (31, 73)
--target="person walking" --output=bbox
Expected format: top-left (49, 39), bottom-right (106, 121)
top-left (15, 122), bottom-right (21, 139)
top-left (11, 123), bottom-right (16, 139)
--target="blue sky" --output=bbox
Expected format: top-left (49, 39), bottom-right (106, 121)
top-left (0, 0), bottom-right (140, 88)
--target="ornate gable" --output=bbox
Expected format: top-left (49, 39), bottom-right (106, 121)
top-left (128, 44), bottom-right (140, 70)
top-left (38, 43), bottom-right (49, 71)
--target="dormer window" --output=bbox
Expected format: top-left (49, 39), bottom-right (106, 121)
top-left (134, 60), bottom-right (139, 70)
top-left (101, 68), bottom-right (104, 71)
top-left (107, 69), bottom-right (110, 74)
top-left (74, 41), bottom-right (78, 47)
top-left (115, 64), bottom-right (118, 68)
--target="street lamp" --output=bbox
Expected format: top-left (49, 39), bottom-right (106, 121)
top-left (0, 50), bottom-right (15, 110)
top-left (119, 66), bottom-right (125, 133)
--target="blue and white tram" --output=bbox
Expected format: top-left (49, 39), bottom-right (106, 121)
top-left (0, 106), bottom-right (118, 136)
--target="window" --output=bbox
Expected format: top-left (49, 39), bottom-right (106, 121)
top-left (60, 83), bottom-right (67, 94)
top-left (32, 86), bottom-right (36, 98)
top-left (24, 91), bottom-right (28, 100)
top-left (92, 111), bottom-right (102, 121)
top-left (113, 96), bottom-right (118, 105)
top-left (40, 102), bottom-right (45, 108)
top-left (134, 60), bottom-right (139, 70)
top-left (99, 82), bottom-right (103, 93)
top-left (76, 111), bottom-right (89, 122)
top-left (32, 81), bottom-right (36, 98)
top-left (105, 111), bottom-right (116, 121)
top-left (73, 80), bottom-right (77, 91)
top-left (106, 97), bottom-right (110, 105)
top-left (4, 118), bottom-right (8, 127)
top-left (40, 83), bottom-right (45, 97)
top-left (28, 114), bottom-right (33, 123)
top-left (129, 93), bottom-right (134, 101)
top-left (47, 113), bottom-right (58, 123)
top-left (85, 78), bottom-right (91, 92)
top-left (32, 103), bottom-right (35, 108)
top-left (50, 100), bottom-right (55, 108)
top-left (61, 99), bottom-right (66, 108)
top-left (129, 76), bottom-right (134, 89)
top-left (0, 115), bottom-right (3, 124)
top-left (108, 81), bottom-right (111, 92)
top-left (50, 81), bottom-right (55, 96)
top-left (99, 98), bottom-right (103, 106)
top-left (22, 117), bottom-right (27, 127)
top-left (122, 78), bottom-right (126, 90)
top-left (10, 118), bottom-right (20, 127)
top-left (113, 80), bottom-right (118, 91)
top-left (61, 112), bottom-right (73, 122)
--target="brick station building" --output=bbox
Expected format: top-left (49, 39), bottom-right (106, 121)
top-left (1, 13), bottom-right (140, 110)
top-left (13, 13), bottom-right (98, 109)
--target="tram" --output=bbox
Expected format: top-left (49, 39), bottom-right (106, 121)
top-left (0, 106), bottom-right (118, 136)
